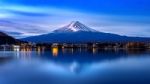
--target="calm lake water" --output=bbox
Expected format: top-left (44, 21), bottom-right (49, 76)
top-left (0, 48), bottom-right (150, 84)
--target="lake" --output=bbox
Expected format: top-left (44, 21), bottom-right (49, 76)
top-left (0, 48), bottom-right (150, 84)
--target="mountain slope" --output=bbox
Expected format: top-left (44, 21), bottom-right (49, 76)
top-left (22, 32), bottom-right (150, 43)
top-left (22, 21), bottom-right (150, 43)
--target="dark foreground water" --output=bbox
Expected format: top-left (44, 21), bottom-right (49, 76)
top-left (0, 48), bottom-right (150, 84)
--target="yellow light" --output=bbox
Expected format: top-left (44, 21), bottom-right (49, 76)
top-left (52, 47), bottom-right (58, 57)
top-left (37, 47), bottom-right (41, 55)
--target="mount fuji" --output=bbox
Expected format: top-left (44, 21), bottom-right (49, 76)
top-left (22, 21), bottom-right (150, 43)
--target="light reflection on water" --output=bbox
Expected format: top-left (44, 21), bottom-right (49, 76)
top-left (0, 48), bottom-right (150, 84)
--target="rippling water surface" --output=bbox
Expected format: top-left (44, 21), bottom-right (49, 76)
top-left (0, 48), bottom-right (150, 84)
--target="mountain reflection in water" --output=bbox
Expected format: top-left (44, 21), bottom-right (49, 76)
top-left (0, 48), bottom-right (150, 84)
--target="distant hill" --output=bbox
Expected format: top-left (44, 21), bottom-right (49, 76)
top-left (0, 31), bottom-right (19, 45)
top-left (22, 21), bottom-right (150, 43)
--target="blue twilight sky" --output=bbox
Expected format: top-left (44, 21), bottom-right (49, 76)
top-left (0, 0), bottom-right (150, 38)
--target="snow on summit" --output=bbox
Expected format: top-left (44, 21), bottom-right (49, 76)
top-left (53, 21), bottom-right (97, 33)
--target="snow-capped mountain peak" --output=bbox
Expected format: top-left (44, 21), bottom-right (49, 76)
top-left (53, 21), bottom-right (97, 33)
top-left (22, 21), bottom-right (150, 43)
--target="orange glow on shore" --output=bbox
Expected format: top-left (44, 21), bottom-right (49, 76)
top-left (52, 47), bottom-right (58, 57)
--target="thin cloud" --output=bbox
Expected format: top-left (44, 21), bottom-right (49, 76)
top-left (0, 5), bottom-right (150, 38)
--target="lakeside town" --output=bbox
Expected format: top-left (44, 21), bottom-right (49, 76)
top-left (1, 42), bottom-right (150, 52)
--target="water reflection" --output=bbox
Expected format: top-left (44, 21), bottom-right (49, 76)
top-left (92, 48), bottom-right (97, 54)
top-left (0, 47), bottom-right (150, 84)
